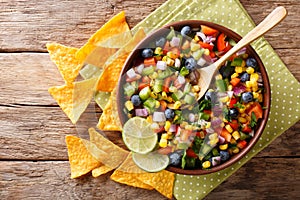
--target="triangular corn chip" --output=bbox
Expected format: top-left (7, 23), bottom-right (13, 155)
top-left (48, 77), bottom-right (97, 124)
top-left (89, 128), bottom-right (128, 168)
top-left (97, 87), bottom-right (122, 131)
top-left (110, 153), bottom-right (153, 190)
top-left (46, 43), bottom-right (83, 83)
top-left (92, 165), bottom-right (113, 178)
top-left (65, 135), bottom-right (101, 178)
top-left (76, 11), bottom-right (130, 62)
top-left (96, 28), bottom-right (147, 92)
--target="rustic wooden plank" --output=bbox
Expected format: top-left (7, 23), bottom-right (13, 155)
top-left (0, 158), bottom-right (298, 199)
top-left (0, 103), bottom-right (299, 160)
top-left (0, 0), bottom-right (299, 52)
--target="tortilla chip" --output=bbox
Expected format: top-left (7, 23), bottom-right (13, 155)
top-left (65, 135), bottom-right (101, 178)
top-left (96, 28), bottom-right (147, 92)
top-left (89, 128), bottom-right (129, 168)
top-left (136, 171), bottom-right (175, 199)
top-left (48, 77), bottom-right (97, 124)
top-left (84, 47), bottom-right (118, 68)
top-left (92, 165), bottom-right (113, 177)
top-left (46, 43), bottom-right (83, 83)
top-left (97, 31), bottom-right (133, 49)
top-left (110, 153), bottom-right (154, 190)
top-left (94, 91), bottom-right (111, 110)
top-left (76, 11), bottom-right (130, 62)
top-left (97, 88), bottom-right (122, 131)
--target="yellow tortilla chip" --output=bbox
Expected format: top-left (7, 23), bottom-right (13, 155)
top-left (48, 77), bottom-right (97, 124)
top-left (92, 165), bottom-right (113, 177)
top-left (46, 43), bottom-right (83, 83)
top-left (96, 28), bottom-right (147, 92)
top-left (65, 135), bottom-right (101, 178)
top-left (89, 128), bottom-right (129, 168)
top-left (110, 153), bottom-right (153, 190)
top-left (76, 11), bottom-right (130, 62)
top-left (136, 171), bottom-right (175, 199)
top-left (97, 87), bottom-right (122, 131)
top-left (84, 47), bottom-right (118, 68)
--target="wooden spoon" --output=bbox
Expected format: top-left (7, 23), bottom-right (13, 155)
top-left (196, 6), bottom-right (287, 100)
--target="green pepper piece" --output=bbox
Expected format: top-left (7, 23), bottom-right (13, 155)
top-left (231, 57), bottom-right (243, 67)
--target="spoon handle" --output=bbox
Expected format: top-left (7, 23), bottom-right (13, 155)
top-left (213, 6), bottom-right (287, 68)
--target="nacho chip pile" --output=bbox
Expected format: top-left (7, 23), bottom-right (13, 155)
top-left (47, 12), bottom-right (175, 199)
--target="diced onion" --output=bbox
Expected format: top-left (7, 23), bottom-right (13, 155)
top-left (153, 112), bottom-right (166, 122)
top-left (212, 156), bottom-right (221, 166)
top-left (169, 124), bottom-right (177, 132)
top-left (177, 75), bottom-right (186, 84)
top-left (156, 61), bottom-right (167, 70)
top-left (218, 136), bottom-right (226, 144)
top-left (236, 47), bottom-right (247, 56)
top-left (196, 32), bottom-right (206, 41)
top-left (227, 91), bottom-right (234, 98)
top-left (197, 57), bottom-right (206, 67)
top-left (170, 36), bottom-right (181, 47)
top-left (126, 68), bottom-right (137, 79)
top-left (136, 64), bottom-right (144, 74)
top-left (135, 108), bottom-right (148, 117)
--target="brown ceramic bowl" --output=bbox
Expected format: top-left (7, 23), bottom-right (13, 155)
top-left (116, 20), bottom-right (270, 175)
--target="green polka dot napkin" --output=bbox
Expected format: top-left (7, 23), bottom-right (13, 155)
top-left (131, 0), bottom-right (300, 199)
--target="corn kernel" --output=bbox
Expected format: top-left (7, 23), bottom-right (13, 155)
top-left (235, 66), bottom-right (243, 73)
top-left (167, 51), bottom-right (177, 60)
top-left (223, 118), bottom-right (228, 123)
top-left (241, 60), bottom-right (246, 68)
top-left (231, 72), bottom-right (239, 79)
top-left (252, 85), bottom-right (259, 92)
top-left (162, 91), bottom-right (167, 99)
top-left (219, 144), bottom-right (228, 150)
top-left (125, 101), bottom-right (134, 111)
top-left (202, 161), bottom-right (211, 169)
top-left (154, 47), bottom-right (163, 55)
top-left (238, 107), bottom-right (246, 114)
top-left (159, 138), bottom-right (168, 148)
top-left (167, 132), bottom-right (173, 136)
top-left (215, 74), bottom-right (223, 80)
top-left (250, 73), bottom-right (259, 82)
top-left (246, 67), bottom-right (255, 74)
top-left (220, 122), bottom-right (225, 127)
top-left (174, 101), bottom-right (181, 109)
top-left (204, 48), bottom-right (210, 55)
top-left (258, 94), bottom-right (263, 102)
top-left (230, 138), bottom-right (237, 144)
top-left (245, 81), bottom-right (252, 88)
top-left (166, 96), bottom-right (173, 103)
top-left (169, 86), bottom-right (177, 93)
top-left (166, 57), bottom-right (175, 66)
top-left (185, 124), bottom-right (193, 131)
top-left (194, 35), bottom-right (200, 42)
top-left (147, 116), bottom-right (153, 123)
top-left (241, 66), bottom-right (247, 72)
top-left (253, 92), bottom-right (259, 99)
top-left (238, 117), bottom-right (247, 123)
top-left (150, 92), bottom-right (158, 99)
top-left (232, 131), bottom-right (241, 140)
top-left (162, 56), bottom-right (168, 62)
top-left (225, 124), bottom-right (233, 133)
top-left (227, 84), bottom-right (233, 91)
top-left (161, 133), bottom-right (169, 140)
top-left (232, 147), bottom-right (240, 154)
top-left (205, 122), bottom-right (211, 129)
top-left (164, 121), bottom-right (171, 132)
top-left (155, 100), bottom-right (160, 108)
top-left (221, 96), bottom-right (230, 103)
top-left (192, 85), bottom-right (200, 92)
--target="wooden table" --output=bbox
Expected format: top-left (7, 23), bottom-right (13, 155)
top-left (1, 0), bottom-right (299, 199)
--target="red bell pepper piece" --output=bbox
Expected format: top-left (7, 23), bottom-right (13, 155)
top-left (171, 47), bottom-right (180, 58)
top-left (230, 77), bottom-right (241, 87)
top-left (186, 148), bottom-right (198, 158)
top-left (209, 51), bottom-right (216, 58)
top-left (217, 33), bottom-right (232, 53)
top-left (199, 41), bottom-right (214, 51)
top-left (201, 25), bottom-right (219, 36)
top-left (228, 119), bottom-right (239, 130)
top-left (159, 100), bottom-right (167, 111)
top-left (154, 126), bottom-right (165, 133)
top-left (229, 98), bottom-right (238, 108)
top-left (163, 77), bottom-right (172, 92)
top-left (241, 123), bottom-right (252, 133)
top-left (163, 41), bottom-right (170, 54)
top-left (237, 140), bottom-right (247, 149)
top-left (247, 102), bottom-right (263, 120)
top-left (144, 57), bottom-right (156, 66)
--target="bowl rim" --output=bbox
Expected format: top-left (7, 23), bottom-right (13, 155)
top-left (116, 20), bottom-right (271, 175)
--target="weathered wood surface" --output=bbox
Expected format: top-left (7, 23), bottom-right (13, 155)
top-left (0, 0), bottom-right (299, 199)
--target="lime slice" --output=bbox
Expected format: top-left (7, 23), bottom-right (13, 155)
top-left (132, 151), bottom-right (170, 172)
top-left (122, 117), bottom-right (157, 154)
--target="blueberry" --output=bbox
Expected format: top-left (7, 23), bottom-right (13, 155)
top-left (246, 57), bottom-right (257, 69)
top-left (185, 57), bottom-right (197, 70)
top-left (155, 37), bottom-right (166, 47)
top-left (240, 72), bottom-right (250, 82)
top-left (165, 108), bottom-right (175, 119)
top-left (241, 92), bottom-right (254, 103)
top-left (141, 48), bottom-right (153, 58)
top-left (181, 26), bottom-right (192, 37)
top-left (169, 150), bottom-right (184, 166)
top-left (205, 90), bottom-right (217, 102)
top-left (220, 151), bottom-right (230, 162)
top-left (229, 108), bottom-right (239, 119)
top-left (131, 95), bottom-right (141, 106)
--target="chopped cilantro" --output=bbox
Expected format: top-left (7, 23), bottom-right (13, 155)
top-left (234, 102), bottom-right (245, 109)
top-left (250, 112), bottom-right (257, 128)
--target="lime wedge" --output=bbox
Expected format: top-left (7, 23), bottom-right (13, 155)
top-left (122, 117), bottom-right (157, 154)
top-left (132, 151), bottom-right (170, 172)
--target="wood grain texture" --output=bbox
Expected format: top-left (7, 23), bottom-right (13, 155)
top-left (0, 0), bottom-right (299, 199)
